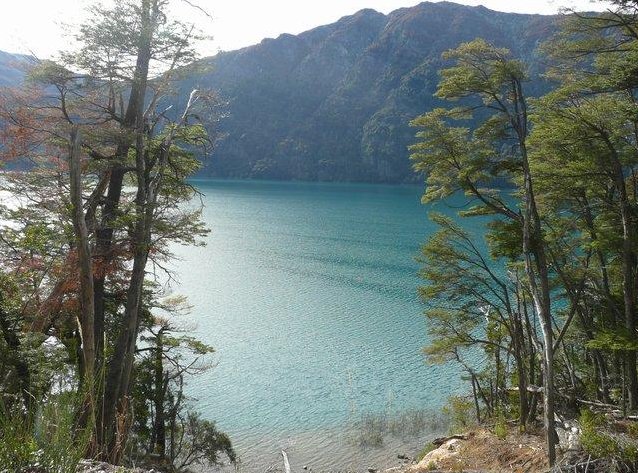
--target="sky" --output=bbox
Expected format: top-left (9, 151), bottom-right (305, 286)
top-left (0, 0), bottom-right (611, 59)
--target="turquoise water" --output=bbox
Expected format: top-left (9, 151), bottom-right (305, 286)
top-left (169, 180), bottom-right (483, 471)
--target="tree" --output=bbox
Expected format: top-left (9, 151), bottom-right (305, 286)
top-left (128, 295), bottom-right (235, 471)
top-left (532, 0), bottom-right (638, 415)
top-left (0, 0), bottom-right (225, 465)
top-left (418, 214), bottom-right (537, 427)
top-left (411, 39), bottom-right (559, 464)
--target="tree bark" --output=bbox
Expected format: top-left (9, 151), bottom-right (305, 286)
top-left (603, 137), bottom-right (638, 410)
top-left (96, 0), bottom-right (157, 460)
top-left (69, 127), bottom-right (96, 383)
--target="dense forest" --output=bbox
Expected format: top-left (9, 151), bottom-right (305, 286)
top-left (412, 1), bottom-right (638, 471)
top-left (0, 1), bottom-right (234, 471)
top-left (0, 2), bottom-right (558, 183)
top-left (3, 0), bottom-right (638, 473)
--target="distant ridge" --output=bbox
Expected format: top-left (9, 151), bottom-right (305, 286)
top-left (0, 50), bottom-right (33, 87)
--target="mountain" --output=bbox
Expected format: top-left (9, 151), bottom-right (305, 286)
top-left (0, 50), bottom-right (32, 87)
top-left (184, 1), bottom-right (558, 183)
top-left (0, 2), bottom-right (558, 183)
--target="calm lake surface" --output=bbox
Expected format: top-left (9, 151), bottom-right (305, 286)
top-left (169, 179), bottom-right (486, 472)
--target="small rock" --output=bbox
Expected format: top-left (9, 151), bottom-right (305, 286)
top-left (303, 467), bottom-right (308, 470)
top-left (397, 454), bottom-right (409, 460)
top-left (368, 468), bottom-right (377, 473)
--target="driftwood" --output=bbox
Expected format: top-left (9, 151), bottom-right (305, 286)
top-left (281, 450), bottom-right (291, 473)
top-left (575, 398), bottom-right (638, 420)
top-left (507, 385), bottom-right (544, 393)
top-left (550, 455), bottom-right (606, 473)
top-left (431, 434), bottom-right (470, 446)
top-left (576, 398), bottom-right (618, 409)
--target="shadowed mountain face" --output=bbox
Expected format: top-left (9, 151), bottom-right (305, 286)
top-left (184, 1), bottom-right (558, 183)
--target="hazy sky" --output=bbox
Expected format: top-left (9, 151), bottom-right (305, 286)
top-left (0, 0), bottom-right (610, 59)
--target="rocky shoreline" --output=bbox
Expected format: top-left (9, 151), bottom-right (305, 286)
top-left (76, 460), bottom-right (162, 473)
top-left (74, 421), bottom-right (584, 473)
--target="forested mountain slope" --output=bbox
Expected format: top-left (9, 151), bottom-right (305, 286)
top-left (183, 1), bottom-right (557, 182)
top-left (0, 2), bottom-right (558, 182)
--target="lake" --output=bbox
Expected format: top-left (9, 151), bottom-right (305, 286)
top-left (169, 179), bottom-right (484, 472)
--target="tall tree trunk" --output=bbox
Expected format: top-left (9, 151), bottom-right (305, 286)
top-left (96, 0), bottom-right (157, 460)
top-left (152, 331), bottom-right (167, 459)
top-left (512, 77), bottom-right (557, 465)
top-left (606, 141), bottom-right (638, 410)
top-left (69, 127), bottom-right (96, 384)
top-left (512, 317), bottom-right (529, 429)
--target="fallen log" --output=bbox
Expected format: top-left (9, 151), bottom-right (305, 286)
top-left (431, 434), bottom-right (469, 446)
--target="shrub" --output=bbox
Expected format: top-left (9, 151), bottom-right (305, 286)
top-left (0, 393), bottom-right (89, 473)
top-left (442, 396), bottom-right (475, 434)
top-left (580, 409), bottom-right (638, 465)
top-left (493, 411), bottom-right (508, 440)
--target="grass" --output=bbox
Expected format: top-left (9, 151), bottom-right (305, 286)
top-left (349, 408), bottom-right (447, 448)
top-left (0, 392), bottom-right (90, 473)
top-left (416, 442), bottom-right (437, 462)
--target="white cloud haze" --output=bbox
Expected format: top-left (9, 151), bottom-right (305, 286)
top-left (0, 0), bottom-right (611, 59)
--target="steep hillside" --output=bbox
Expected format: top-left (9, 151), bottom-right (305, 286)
top-left (184, 1), bottom-right (558, 183)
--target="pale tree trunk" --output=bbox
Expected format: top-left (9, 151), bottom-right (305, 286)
top-left (69, 127), bottom-right (98, 448)
top-left (512, 79), bottom-right (557, 465)
top-left (521, 162), bottom-right (557, 465)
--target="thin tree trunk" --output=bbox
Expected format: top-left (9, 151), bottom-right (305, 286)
top-left (152, 332), bottom-right (167, 459)
top-left (96, 0), bottom-right (156, 459)
top-left (602, 137), bottom-right (638, 410)
top-left (513, 77), bottom-right (557, 465)
top-left (0, 294), bottom-right (31, 412)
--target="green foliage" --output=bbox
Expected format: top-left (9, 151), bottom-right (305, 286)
top-left (131, 309), bottom-right (234, 471)
top-left (580, 410), bottom-right (638, 464)
top-left (442, 396), bottom-right (475, 434)
top-left (0, 393), bottom-right (90, 473)
top-left (178, 412), bottom-right (236, 467)
top-left (413, 36), bottom-right (557, 450)
top-left (437, 39), bottom-right (527, 100)
top-left (587, 329), bottom-right (638, 352)
top-left (493, 411), bottom-right (508, 440)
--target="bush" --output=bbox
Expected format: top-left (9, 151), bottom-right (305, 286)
top-left (493, 411), bottom-right (508, 440)
top-left (442, 396), bottom-right (475, 434)
top-left (0, 393), bottom-right (89, 473)
top-left (580, 409), bottom-right (638, 465)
